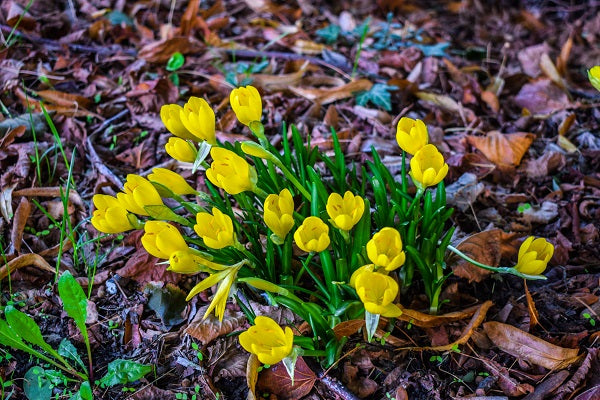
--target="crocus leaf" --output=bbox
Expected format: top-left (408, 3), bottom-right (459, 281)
top-left (58, 271), bottom-right (89, 345)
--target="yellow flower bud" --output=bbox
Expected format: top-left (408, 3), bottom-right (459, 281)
top-left (264, 189), bottom-right (295, 240)
top-left (514, 236), bottom-right (554, 275)
top-left (396, 117), bottom-right (429, 155)
top-left (141, 221), bottom-right (189, 259)
top-left (186, 263), bottom-right (243, 321)
top-left (169, 249), bottom-right (226, 274)
top-left (148, 168), bottom-right (196, 196)
top-left (355, 270), bottom-right (402, 318)
top-left (349, 264), bottom-right (375, 288)
top-left (165, 137), bottom-right (198, 163)
top-left (241, 141), bottom-right (275, 161)
top-left (409, 144), bottom-right (449, 189)
top-left (588, 66), bottom-right (600, 92)
top-left (194, 207), bottom-right (236, 249)
top-left (239, 316), bottom-right (294, 365)
top-left (116, 174), bottom-right (164, 216)
top-left (326, 191), bottom-right (364, 231)
top-left (160, 104), bottom-right (196, 140)
top-left (367, 228), bottom-right (406, 271)
top-left (91, 194), bottom-right (135, 234)
top-left (293, 216), bottom-right (330, 253)
top-left (230, 85), bottom-right (262, 126)
top-left (179, 97), bottom-right (216, 144)
top-left (206, 147), bottom-right (258, 195)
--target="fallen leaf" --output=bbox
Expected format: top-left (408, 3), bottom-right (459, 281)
top-left (399, 301), bottom-right (493, 351)
top-left (290, 79), bottom-right (372, 105)
top-left (520, 201), bottom-right (558, 224)
top-left (36, 89), bottom-right (92, 109)
top-left (481, 90), bottom-right (500, 113)
top-left (484, 321), bottom-right (580, 369)
top-left (467, 130), bottom-right (535, 168)
top-left (518, 43), bottom-right (551, 77)
top-left (525, 151), bottom-right (565, 179)
top-left (139, 37), bottom-right (204, 63)
top-left (524, 281), bottom-right (540, 330)
top-left (415, 91), bottom-right (475, 122)
top-left (291, 39), bottom-right (325, 55)
top-left (333, 319), bottom-right (365, 340)
top-left (449, 230), bottom-right (503, 283)
top-left (9, 197), bottom-right (30, 254)
top-left (522, 370), bottom-right (569, 400)
top-left (558, 134), bottom-right (578, 153)
top-left (514, 79), bottom-right (571, 115)
top-left (396, 302), bottom-right (485, 328)
top-left (539, 53), bottom-right (566, 90)
top-left (257, 356), bottom-right (316, 400)
top-left (145, 282), bottom-right (188, 329)
top-left (185, 308), bottom-right (246, 345)
top-left (250, 63), bottom-right (308, 91)
top-left (0, 253), bottom-right (55, 281)
top-left (445, 172), bottom-right (485, 212)
top-left (246, 354), bottom-right (260, 400)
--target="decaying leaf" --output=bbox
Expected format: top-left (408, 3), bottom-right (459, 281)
top-left (139, 37), bottom-right (204, 63)
top-left (396, 302), bottom-right (485, 328)
top-left (290, 79), bottom-right (372, 105)
top-left (246, 354), bottom-right (260, 400)
top-left (256, 356), bottom-right (316, 400)
top-left (0, 253), bottom-right (55, 281)
top-left (333, 319), bottom-right (365, 340)
top-left (484, 321), bottom-right (580, 369)
top-left (415, 91), bottom-right (476, 122)
top-left (448, 230), bottom-right (503, 283)
top-left (185, 308), bottom-right (246, 345)
top-left (467, 130), bottom-right (535, 168)
top-left (520, 201), bottom-right (558, 224)
top-left (524, 281), bottom-right (540, 330)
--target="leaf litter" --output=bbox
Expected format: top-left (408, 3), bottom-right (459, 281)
top-left (0, 0), bottom-right (599, 399)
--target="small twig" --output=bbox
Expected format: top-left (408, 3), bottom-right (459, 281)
top-left (318, 372), bottom-right (361, 400)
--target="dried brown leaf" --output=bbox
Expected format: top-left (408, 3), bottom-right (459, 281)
top-left (246, 354), bottom-right (260, 400)
top-left (250, 64), bottom-right (307, 91)
top-left (180, 0), bottom-right (200, 36)
top-left (36, 89), bottom-right (92, 109)
top-left (396, 302), bottom-right (484, 328)
top-left (467, 131), bottom-right (534, 168)
top-left (257, 356), bottom-right (316, 400)
top-left (139, 37), bottom-right (204, 63)
top-left (524, 281), bottom-right (540, 330)
top-left (539, 53), bottom-right (565, 90)
top-left (415, 91), bottom-right (476, 122)
top-left (333, 319), bottom-right (365, 340)
top-left (290, 79), bottom-right (372, 105)
top-left (449, 230), bottom-right (502, 283)
top-left (0, 125), bottom-right (26, 150)
top-left (291, 39), bottom-right (325, 55)
top-left (185, 308), bottom-right (246, 345)
top-left (484, 321), bottom-right (580, 369)
top-left (10, 197), bottom-right (30, 254)
top-left (514, 79), bottom-right (571, 115)
top-left (0, 253), bottom-right (55, 281)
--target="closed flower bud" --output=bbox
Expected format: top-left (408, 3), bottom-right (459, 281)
top-left (141, 221), bottom-right (188, 259)
top-left (367, 228), bottom-right (406, 271)
top-left (165, 137), bottom-right (198, 163)
top-left (148, 168), bottom-right (197, 196)
top-left (116, 174), bottom-right (164, 216)
top-left (194, 207), bottom-right (236, 249)
top-left (514, 236), bottom-right (554, 275)
top-left (355, 270), bottom-right (402, 318)
top-left (91, 194), bottom-right (135, 234)
top-left (264, 189), bottom-right (295, 240)
top-left (179, 97), bottom-right (216, 144)
top-left (160, 104), bottom-right (196, 140)
top-left (396, 117), bottom-right (428, 155)
top-left (239, 316), bottom-right (294, 365)
top-left (326, 191), bottom-right (364, 231)
top-left (230, 86), bottom-right (262, 126)
top-left (241, 141), bottom-right (276, 161)
top-left (206, 147), bottom-right (258, 195)
top-left (169, 250), bottom-right (226, 274)
top-left (409, 144), bottom-right (449, 189)
top-left (294, 216), bottom-right (330, 253)
top-left (588, 66), bottom-right (600, 92)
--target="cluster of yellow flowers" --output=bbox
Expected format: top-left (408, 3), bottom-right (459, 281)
top-left (90, 85), bottom-right (556, 368)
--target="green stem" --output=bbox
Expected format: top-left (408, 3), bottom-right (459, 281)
top-left (320, 251), bottom-right (340, 308)
top-left (446, 245), bottom-right (547, 280)
top-left (281, 235), bottom-right (293, 286)
top-left (273, 159), bottom-right (312, 201)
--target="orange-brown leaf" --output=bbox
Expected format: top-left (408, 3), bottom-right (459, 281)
top-left (467, 130), bottom-right (535, 167)
top-left (257, 357), bottom-right (316, 400)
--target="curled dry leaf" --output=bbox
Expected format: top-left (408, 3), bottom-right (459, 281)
top-left (396, 302), bottom-right (485, 328)
top-left (290, 79), bottom-right (372, 105)
top-left (448, 229), bottom-right (503, 283)
top-left (333, 319), bottom-right (365, 340)
top-left (256, 356), bottom-right (317, 400)
top-left (246, 354), bottom-right (260, 400)
top-left (415, 91), bottom-right (476, 122)
top-left (0, 253), bottom-right (55, 281)
top-left (524, 281), bottom-right (540, 330)
top-left (483, 321), bottom-right (580, 370)
top-left (139, 37), bottom-right (204, 63)
top-left (466, 131), bottom-right (535, 168)
top-left (185, 308), bottom-right (246, 345)
top-left (9, 197), bottom-right (30, 254)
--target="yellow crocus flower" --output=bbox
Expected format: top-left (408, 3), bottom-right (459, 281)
top-left (194, 207), bottom-right (236, 249)
top-left (239, 316), bottom-right (294, 365)
top-left (165, 137), bottom-right (198, 163)
top-left (91, 194), bottom-right (135, 234)
top-left (116, 174), bottom-right (164, 216)
top-left (354, 270), bottom-right (402, 318)
top-left (169, 249), bottom-right (227, 274)
top-left (179, 97), bottom-right (216, 144)
top-left (514, 236), bottom-right (554, 275)
top-left (326, 191), bottom-right (364, 231)
top-left (263, 189), bottom-right (295, 240)
top-left (409, 144), bottom-right (449, 189)
top-left (293, 216), bottom-right (330, 253)
top-left (395, 117), bottom-right (429, 155)
top-left (148, 168), bottom-right (196, 196)
top-left (367, 227), bottom-right (406, 271)
top-left (230, 85), bottom-right (262, 126)
top-left (160, 104), bottom-right (196, 140)
top-left (588, 66), bottom-right (600, 92)
top-left (206, 147), bottom-right (258, 195)
top-left (141, 221), bottom-right (188, 259)
top-left (186, 263), bottom-right (243, 321)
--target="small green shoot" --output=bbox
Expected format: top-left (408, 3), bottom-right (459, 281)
top-left (583, 313), bottom-right (596, 327)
